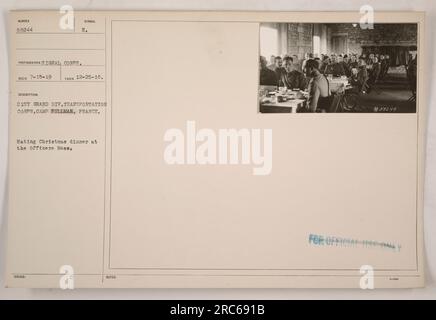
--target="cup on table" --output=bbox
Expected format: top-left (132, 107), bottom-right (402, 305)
top-left (270, 95), bottom-right (277, 103)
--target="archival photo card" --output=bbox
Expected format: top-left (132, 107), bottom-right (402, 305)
top-left (6, 11), bottom-right (426, 289)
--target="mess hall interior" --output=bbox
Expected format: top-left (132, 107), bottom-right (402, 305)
top-left (259, 23), bottom-right (418, 113)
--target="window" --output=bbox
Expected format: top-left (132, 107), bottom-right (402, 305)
top-left (260, 25), bottom-right (278, 59)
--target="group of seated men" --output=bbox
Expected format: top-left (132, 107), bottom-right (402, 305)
top-left (259, 51), bottom-right (416, 112)
top-left (260, 52), bottom-right (391, 93)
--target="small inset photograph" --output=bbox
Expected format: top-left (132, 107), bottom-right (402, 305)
top-left (259, 23), bottom-right (418, 113)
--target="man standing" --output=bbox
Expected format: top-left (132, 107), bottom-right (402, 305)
top-left (350, 57), bottom-right (369, 93)
top-left (382, 54), bottom-right (390, 78)
top-left (319, 55), bottom-right (331, 74)
top-left (370, 56), bottom-right (381, 85)
top-left (367, 53), bottom-right (375, 69)
top-left (379, 55), bottom-right (387, 80)
top-left (292, 54), bottom-right (301, 71)
top-left (301, 52), bottom-right (314, 73)
top-left (281, 56), bottom-right (307, 90)
top-left (304, 59), bottom-right (330, 112)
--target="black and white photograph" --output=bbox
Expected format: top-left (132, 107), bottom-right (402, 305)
top-left (259, 23), bottom-right (418, 113)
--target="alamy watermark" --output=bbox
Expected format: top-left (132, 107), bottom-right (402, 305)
top-left (360, 265), bottom-right (375, 289)
top-left (163, 121), bottom-right (273, 175)
top-left (59, 5), bottom-right (74, 30)
top-left (59, 264), bottom-right (74, 289)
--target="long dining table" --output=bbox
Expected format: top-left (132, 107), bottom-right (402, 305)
top-left (259, 77), bottom-right (349, 113)
top-left (259, 88), bottom-right (307, 113)
top-left (260, 98), bottom-right (306, 113)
